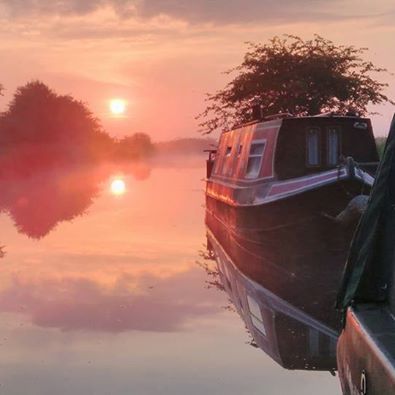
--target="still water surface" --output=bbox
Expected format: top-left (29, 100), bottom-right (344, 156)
top-left (0, 160), bottom-right (341, 394)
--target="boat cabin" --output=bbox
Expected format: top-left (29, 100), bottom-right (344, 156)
top-left (210, 115), bottom-right (379, 182)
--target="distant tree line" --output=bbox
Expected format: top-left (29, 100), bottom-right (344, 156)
top-left (0, 81), bottom-right (155, 171)
top-left (154, 137), bottom-right (217, 156)
top-left (116, 133), bottom-right (155, 160)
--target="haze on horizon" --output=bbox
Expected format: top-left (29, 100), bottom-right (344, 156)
top-left (0, 0), bottom-right (394, 139)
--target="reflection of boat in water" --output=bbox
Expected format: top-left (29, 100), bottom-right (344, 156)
top-left (337, 115), bottom-right (395, 395)
top-left (205, 113), bottom-right (378, 329)
top-left (207, 229), bottom-right (337, 372)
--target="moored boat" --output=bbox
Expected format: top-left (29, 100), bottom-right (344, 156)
top-left (337, 115), bottom-right (395, 395)
top-left (205, 113), bottom-right (378, 316)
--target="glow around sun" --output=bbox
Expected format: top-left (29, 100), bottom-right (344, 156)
top-left (110, 99), bottom-right (127, 115)
top-left (111, 178), bottom-right (126, 196)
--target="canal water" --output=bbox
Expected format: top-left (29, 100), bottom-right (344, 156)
top-left (0, 159), bottom-right (341, 394)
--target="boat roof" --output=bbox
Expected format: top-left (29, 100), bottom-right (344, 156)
top-left (224, 113), bottom-right (370, 134)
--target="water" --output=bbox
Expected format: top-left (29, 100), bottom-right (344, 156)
top-left (0, 159), bottom-right (341, 394)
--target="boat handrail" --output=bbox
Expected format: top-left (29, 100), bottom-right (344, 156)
top-left (339, 157), bottom-right (379, 171)
top-left (313, 111), bottom-right (361, 118)
top-left (313, 112), bottom-right (338, 117)
top-left (263, 113), bottom-right (293, 121)
top-left (355, 161), bottom-right (380, 167)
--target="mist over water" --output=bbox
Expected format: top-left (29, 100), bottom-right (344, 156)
top-left (0, 159), bottom-right (341, 394)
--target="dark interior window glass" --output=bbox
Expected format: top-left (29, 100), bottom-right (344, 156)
top-left (307, 129), bottom-right (320, 166)
top-left (327, 128), bottom-right (339, 165)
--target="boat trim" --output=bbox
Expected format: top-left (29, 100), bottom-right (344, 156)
top-left (206, 166), bottom-right (374, 207)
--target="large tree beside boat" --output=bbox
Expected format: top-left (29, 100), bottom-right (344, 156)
top-left (198, 35), bottom-right (394, 134)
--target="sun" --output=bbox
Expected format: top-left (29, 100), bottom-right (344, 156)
top-left (110, 99), bottom-right (127, 115)
top-left (111, 178), bottom-right (126, 196)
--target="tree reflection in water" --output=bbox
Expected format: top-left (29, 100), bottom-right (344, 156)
top-left (0, 150), bottom-right (152, 238)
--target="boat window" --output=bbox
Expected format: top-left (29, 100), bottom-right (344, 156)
top-left (250, 143), bottom-right (265, 156)
top-left (327, 127), bottom-right (340, 165)
top-left (237, 144), bottom-right (243, 157)
top-left (246, 141), bottom-right (266, 178)
top-left (306, 128), bottom-right (320, 166)
top-left (247, 295), bottom-right (266, 336)
top-left (223, 144), bottom-right (236, 176)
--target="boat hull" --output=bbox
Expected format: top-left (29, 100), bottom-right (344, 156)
top-left (206, 177), bottom-right (369, 330)
top-left (337, 306), bottom-right (395, 395)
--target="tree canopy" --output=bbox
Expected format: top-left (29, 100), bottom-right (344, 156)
top-left (198, 35), bottom-right (394, 134)
top-left (0, 81), bottom-right (106, 144)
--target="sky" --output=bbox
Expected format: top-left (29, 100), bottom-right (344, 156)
top-left (0, 0), bottom-right (395, 139)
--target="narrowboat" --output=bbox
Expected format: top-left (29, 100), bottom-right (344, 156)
top-left (205, 113), bottom-right (378, 319)
top-left (337, 115), bottom-right (395, 395)
top-left (206, 229), bottom-right (338, 372)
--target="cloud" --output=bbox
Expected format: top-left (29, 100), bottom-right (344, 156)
top-left (1, 0), bottom-right (107, 17)
top-left (1, 0), bottom-right (393, 48)
top-left (0, 0), bottom-right (366, 25)
top-left (134, 0), bottom-right (336, 24)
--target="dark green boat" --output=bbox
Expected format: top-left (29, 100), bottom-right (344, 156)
top-left (337, 115), bottom-right (395, 394)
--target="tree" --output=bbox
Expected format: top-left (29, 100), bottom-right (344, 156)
top-left (0, 81), bottom-right (105, 143)
top-left (198, 35), bottom-right (394, 134)
top-left (0, 81), bottom-right (115, 163)
top-left (116, 133), bottom-right (155, 160)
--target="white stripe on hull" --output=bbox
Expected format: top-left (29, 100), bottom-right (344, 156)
top-left (206, 166), bottom-right (374, 207)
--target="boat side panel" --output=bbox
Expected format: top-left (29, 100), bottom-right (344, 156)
top-left (234, 124), bottom-right (256, 179)
top-left (211, 120), bottom-right (281, 183)
top-left (275, 117), bottom-right (379, 180)
top-left (205, 180), bottom-right (362, 329)
top-left (337, 306), bottom-right (395, 395)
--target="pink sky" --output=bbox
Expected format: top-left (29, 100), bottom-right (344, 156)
top-left (0, 0), bottom-right (395, 139)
